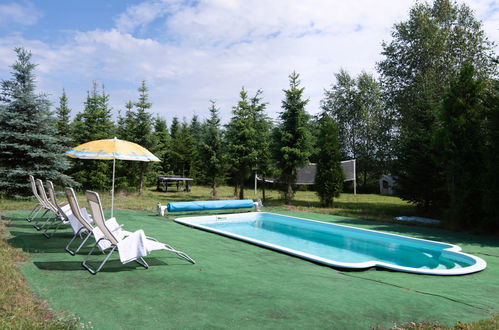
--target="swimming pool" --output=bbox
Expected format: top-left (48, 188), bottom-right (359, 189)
top-left (174, 212), bottom-right (486, 275)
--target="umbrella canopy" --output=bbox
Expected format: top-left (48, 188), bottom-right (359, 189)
top-left (66, 137), bottom-right (160, 217)
top-left (66, 137), bottom-right (160, 162)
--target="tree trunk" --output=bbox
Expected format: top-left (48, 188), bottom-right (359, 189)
top-left (239, 175), bottom-right (245, 199)
top-left (233, 182), bottom-right (239, 198)
top-left (211, 178), bottom-right (217, 199)
top-left (285, 181), bottom-right (293, 204)
top-left (262, 175), bottom-right (266, 202)
top-left (138, 163), bottom-right (146, 196)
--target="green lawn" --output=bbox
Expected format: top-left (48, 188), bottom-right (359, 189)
top-left (1, 186), bottom-right (498, 329)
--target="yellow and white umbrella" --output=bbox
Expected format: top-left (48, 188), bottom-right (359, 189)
top-left (66, 137), bottom-right (160, 217)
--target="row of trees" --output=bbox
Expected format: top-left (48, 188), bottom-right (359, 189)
top-left (0, 0), bottom-right (497, 231)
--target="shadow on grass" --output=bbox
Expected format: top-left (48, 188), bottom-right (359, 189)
top-left (7, 231), bottom-right (73, 254)
top-left (33, 257), bottom-right (168, 272)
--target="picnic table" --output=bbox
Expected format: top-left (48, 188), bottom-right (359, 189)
top-left (156, 175), bottom-right (193, 192)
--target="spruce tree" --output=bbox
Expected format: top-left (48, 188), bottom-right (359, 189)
top-left (274, 72), bottom-right (312, 204)
top-left (70, 82), bottom-right (114, 190)
top-left (55, 88), bottom-right (72, 147)
top-left (315, 114), bottom-right (343, 207)
top-left (153, 116), bottom-right (171, 175)
top-left (132, 81), bottom-right (155, 194)
top-left (199, 101), bottom-right (226, 198)
top-left (0, 47), bottom-right (74, 197)
top-left (225, 88), bottom-right (262, 199)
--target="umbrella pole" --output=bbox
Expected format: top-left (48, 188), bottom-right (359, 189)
top-left (111, 158), bottom-right (115, 218)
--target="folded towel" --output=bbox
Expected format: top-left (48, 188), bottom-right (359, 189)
top-left (117, 229), bottom-right (148, 264)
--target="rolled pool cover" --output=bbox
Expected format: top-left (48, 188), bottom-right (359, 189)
top-left (167, 199), bottom-right (255, 212)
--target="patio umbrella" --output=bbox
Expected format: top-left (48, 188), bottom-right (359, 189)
top-left (66, 137), bottom-right (160, 217)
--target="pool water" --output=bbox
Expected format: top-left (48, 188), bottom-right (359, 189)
top-left (175, 212), bottom-right (486, 275)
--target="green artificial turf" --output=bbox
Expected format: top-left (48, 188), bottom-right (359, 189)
top-left (3, 209), bottom-right (498, 329)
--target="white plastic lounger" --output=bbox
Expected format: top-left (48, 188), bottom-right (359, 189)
top-left (26, 175), bottom-right (51, 222)
top-left (82, 190), bottom-right (195, 275)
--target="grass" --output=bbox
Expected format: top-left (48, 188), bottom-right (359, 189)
top-left (0, 218), bottom-right (79, 329)
top-left (1, 185), bottom-right (497, 329)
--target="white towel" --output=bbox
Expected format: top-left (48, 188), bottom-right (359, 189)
top-left (117, 229), bottom-right (148, 264)
top-left (80, 208), bottom-right (94, 225)
top-left (92, 217), bottom-right (132, 251)
top-left (67, 213), bottom-right (82, 234)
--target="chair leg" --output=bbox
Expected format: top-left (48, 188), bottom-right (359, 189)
top-left (33, 209), bottom-right (50, 230)
top-left (65, 227), bottom-right (89, 255)
top-left (135, 257), bottom-right (149, 269)
top-left (82, 239), bottom-right (115, 275)
top-left (43, 218), bottom-right (64, 238)
top-left (26, 204), bottom-right (41, 222)
top-left (35, 215), bottom-right (54, 231)
top-left (74, 231), bottom-right (93, 255)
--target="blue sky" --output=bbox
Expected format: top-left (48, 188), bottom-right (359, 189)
top-left (0, 0), bottom-right (497, 123)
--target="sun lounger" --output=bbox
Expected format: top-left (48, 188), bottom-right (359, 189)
top-left (64, 187), bottom-right (101, 255)
top-left (42, 180), bottom-right (72, 238)
top-left (26, 175), bottom-right (51, 222)
top-left (33, 179), bottom-right (61, 231)
top-left (82, 190), bottom-right (195, 275)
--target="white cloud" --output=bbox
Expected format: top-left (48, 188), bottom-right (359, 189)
top-left (0, 1), bottom-right (42, 26)
top-left (0, 0), bottom-right (497, 124)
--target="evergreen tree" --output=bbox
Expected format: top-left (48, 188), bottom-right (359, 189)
top-left (153, 116), bottom-right (170, 175)
top-left (378, 0), bottom-right (496, 214)
top-left (132, 81), bottom-right (155, 194)
top-left (225, 88), bottom-right (263, 199)
top-left (435, 63), bottom-right (485, 228)
top-left (189, 115), bottom-right (203, 181)
top-left (0, 47), bottom-right (74, 197)
top-left (315, 114), bottom-right (343, 207)
top-left (55, 88), bottom-right (72, 146)
top-left (70, 82), bottom-right (114, 190)
top-left (483, 79), bottom-right (499, 231)
top-left (274, 72), bottom-right (312, 204)
top-left (199, 101), bottom-right (226, 198)
top-left (250, 91), bottom-right (272, 202)
top-left (115, 81), bottom-right (156, 194)
top-left (170, 118), bottom-right (194, 178)
top-left (169, 117), bottom-right (183, 175)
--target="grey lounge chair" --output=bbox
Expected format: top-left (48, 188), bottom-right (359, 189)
top-left (82, 190), bottom-right (195, 275)
top-left (26, 175), bottom-right (51, 222)
top-left (64, 187), bottom-right (96, 255)
top-left (33, 179), bottom-right (60, 231)
top-left (42, 180), bottom-right (71, 238)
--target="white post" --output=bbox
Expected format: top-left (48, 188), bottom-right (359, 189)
top-left (111, 158), bottom-right (115, 218)
top-left (353, 159), bottom-right (357, 195)
top-left (254, 173), bottom-right (257, 195)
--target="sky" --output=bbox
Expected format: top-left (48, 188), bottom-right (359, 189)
top-left (0, 0), bottom-right (497, 124)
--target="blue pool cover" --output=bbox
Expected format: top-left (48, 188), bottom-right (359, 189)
top-left (167, 199), bottom-right (254, 212)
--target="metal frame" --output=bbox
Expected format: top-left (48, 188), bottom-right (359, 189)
top-left (82, 237), bottom-right (149, 275)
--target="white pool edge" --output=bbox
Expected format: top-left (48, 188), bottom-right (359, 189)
top-left (174, 212), bottom-right (487, 275)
